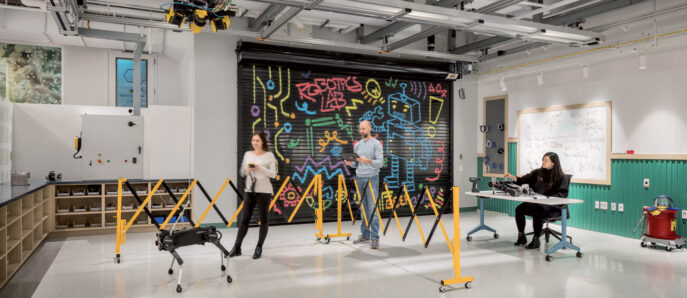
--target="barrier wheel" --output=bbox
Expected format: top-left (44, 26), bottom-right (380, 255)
top-left (326, 237), bottom-right (331, 244)
top-left (221, 265), bottom-right (226, 271)
top-left (640, 242), bottom-right (647, 247)
top-left (227, 275), bottom-right (233, 283)
top-left (347, 236), bottom-right (350, 240)
top-left (493, 233), bottom-right (499, 239)
top-left (466, 236), bottom-right (472, 241)
top-left (545, 255), bottom-right (552, 262)
top-left (439, 286), bottom-right (447, 292)
top-left (176, 285), bottom-right (182, 293)
top-left (666, 246), bottom-right (673, 252)
top-left (317, 237), bottom-right (321, 241)
top-left (115, 256), bottom-right (120, 264)
top-left (465, 282), bottom-right (472, 289)
top-left (168, 269), bottom-right (174, 275)
top-left (677, 245), bottom-right (683, 249)
top-left (576, 252), bottom-right (583, 258)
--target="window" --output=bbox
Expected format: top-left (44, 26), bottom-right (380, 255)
top-left (0, 42), bottom-right (62, 104)
top-left (116, 58), bottom-right (148, 108)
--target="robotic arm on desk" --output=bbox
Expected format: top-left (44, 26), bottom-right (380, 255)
top-left (468, 177), bottom-right (537, 197)
top-left (488, 181), bottom-right (535, 197)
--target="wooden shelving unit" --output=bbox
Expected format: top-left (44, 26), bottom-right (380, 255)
top-left (51, 182), bottom-right (193, 236)
top-left (0, 185), bottom-right (53, 289)
top-left (0, 180), bottom-right (193, 289)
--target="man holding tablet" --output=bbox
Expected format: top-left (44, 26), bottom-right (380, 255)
top-left (344, 120), bottom-right (384, 249)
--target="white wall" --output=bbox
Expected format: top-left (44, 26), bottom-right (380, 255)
top-left (1, 7), bottom-right (188, 107)
top-left (191, 33), bottom-right (240, 224)
top-left (178, 51), bottom-right (194, 107)
top-left (2, 43), bottom-right (184, 107)
top-left (477, 43), bottom-right (687, 156)
top-left (475, 0), bottom-right (687, 156)
top-left (453, 75), bottom-right (479, 208)
top-left (13, 104), bottom-right (126, 178)
top-left (156, 54), bottom-right (182, 106)
top-left (143, 105), bottom-right (192, 179)
top-left (63, 46), bottom-right (109, 106)
top-left (162, 30), bottom-right (195, 107)
top-left (12, 103), bottom-right (192, 180)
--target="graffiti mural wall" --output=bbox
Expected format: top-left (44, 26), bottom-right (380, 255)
top-left (238, 62), bottom-right (452, 224)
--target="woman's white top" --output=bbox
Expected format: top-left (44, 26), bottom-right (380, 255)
top-left (239, 151), bottom-right (277, 194)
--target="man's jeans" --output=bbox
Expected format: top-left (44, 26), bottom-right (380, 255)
top-left (355, 175), bottom-right (380, 241)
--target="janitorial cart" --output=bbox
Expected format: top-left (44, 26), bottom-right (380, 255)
top-left (634, 195), bottom-right (685, 251)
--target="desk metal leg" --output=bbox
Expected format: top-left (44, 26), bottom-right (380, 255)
top-left (466, 197), bottom-right (498, 241)
top-left (545, 209), bottom-right (582, 261)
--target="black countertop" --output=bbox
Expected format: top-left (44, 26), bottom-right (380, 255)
top-left (0, 178), bottom-right (194, 208)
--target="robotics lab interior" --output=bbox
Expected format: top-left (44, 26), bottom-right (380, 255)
top-left (0, 0), bottom-right (686, 297)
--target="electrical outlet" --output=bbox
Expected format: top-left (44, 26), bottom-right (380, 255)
top-left (682, 210), bottom-right (687, 219)
top-left (618, 203), bottom-right (624, 212)
top-left (611, 202), bottom-right (617, 211)
top-left (600, 201), bottom-right (608, 210)
top-left (643, 178), bottom-right (650, 188)
top-left (595, 201), bottom-right (600, 209)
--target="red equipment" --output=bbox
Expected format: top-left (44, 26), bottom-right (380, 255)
top-left (634, 195), bottom-right (685, 251)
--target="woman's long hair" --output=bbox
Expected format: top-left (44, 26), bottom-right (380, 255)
top-left (253, 131), bottom-right (269, 151)
top-left (537, 152), bottom-right (564, 191)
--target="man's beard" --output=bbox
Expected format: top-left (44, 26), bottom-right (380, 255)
top-left (361, 133), bottom-right (369, 138)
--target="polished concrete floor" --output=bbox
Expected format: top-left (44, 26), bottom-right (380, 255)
top-left (2, 211), bottom-right (686, 297)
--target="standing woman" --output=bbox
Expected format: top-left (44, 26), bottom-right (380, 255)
top-left (505, 152), bottom-right (569, 249)
top-left (229, 131), bottom-right (277, 259)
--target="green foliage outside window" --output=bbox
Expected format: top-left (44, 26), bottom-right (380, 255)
top-left (0, 43), bottom-right (61, 104)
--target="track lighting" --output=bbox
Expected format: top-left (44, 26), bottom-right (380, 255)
top-left (537, 72), bottom-right (543, 86)
top-left (638, 52), bottom-right (647, 70)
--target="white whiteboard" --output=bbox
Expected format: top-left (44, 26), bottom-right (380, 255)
top-left (518, 101), bottom-right (611, 185)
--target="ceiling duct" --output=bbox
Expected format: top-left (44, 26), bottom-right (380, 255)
top-left (236, 41), bottom-right (459, 80)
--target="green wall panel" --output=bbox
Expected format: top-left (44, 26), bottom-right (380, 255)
top-left (474, 142), bottom-right (687, 239)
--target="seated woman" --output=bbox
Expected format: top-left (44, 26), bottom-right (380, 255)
top-left (504, 152), bottom-right (569, 249)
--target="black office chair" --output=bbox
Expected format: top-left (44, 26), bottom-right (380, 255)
top-left (527, 174), bottom-right (573, 244)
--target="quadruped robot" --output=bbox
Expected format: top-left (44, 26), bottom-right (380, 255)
top-left (121, 180), bottom-right (234, 293)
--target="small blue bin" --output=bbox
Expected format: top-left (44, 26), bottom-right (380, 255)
top-left (154, 216), bottom-right (188, 224)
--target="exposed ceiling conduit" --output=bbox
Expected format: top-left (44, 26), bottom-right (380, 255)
top-left (21, 0), bottom-right (46, 9)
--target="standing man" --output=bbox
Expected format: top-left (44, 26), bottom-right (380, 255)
top-left (344, 120), bottom-right (383, 249)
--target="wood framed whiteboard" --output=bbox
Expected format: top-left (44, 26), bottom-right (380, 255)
top-left (482, 95), bottom-right (508, 178)
top-left (517, 101), bottom-right (612, 185)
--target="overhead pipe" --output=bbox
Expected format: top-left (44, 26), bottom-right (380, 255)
top-left (21, 0), bottom-right (46, 9)
top-left (479, 26), bottom-right (687, 77)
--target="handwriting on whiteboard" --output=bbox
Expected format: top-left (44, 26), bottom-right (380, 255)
top-left (519, 104), bottom-right (609, 182)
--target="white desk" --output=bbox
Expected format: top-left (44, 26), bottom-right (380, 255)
top-left (464, 191), bottom-right (584, 261)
